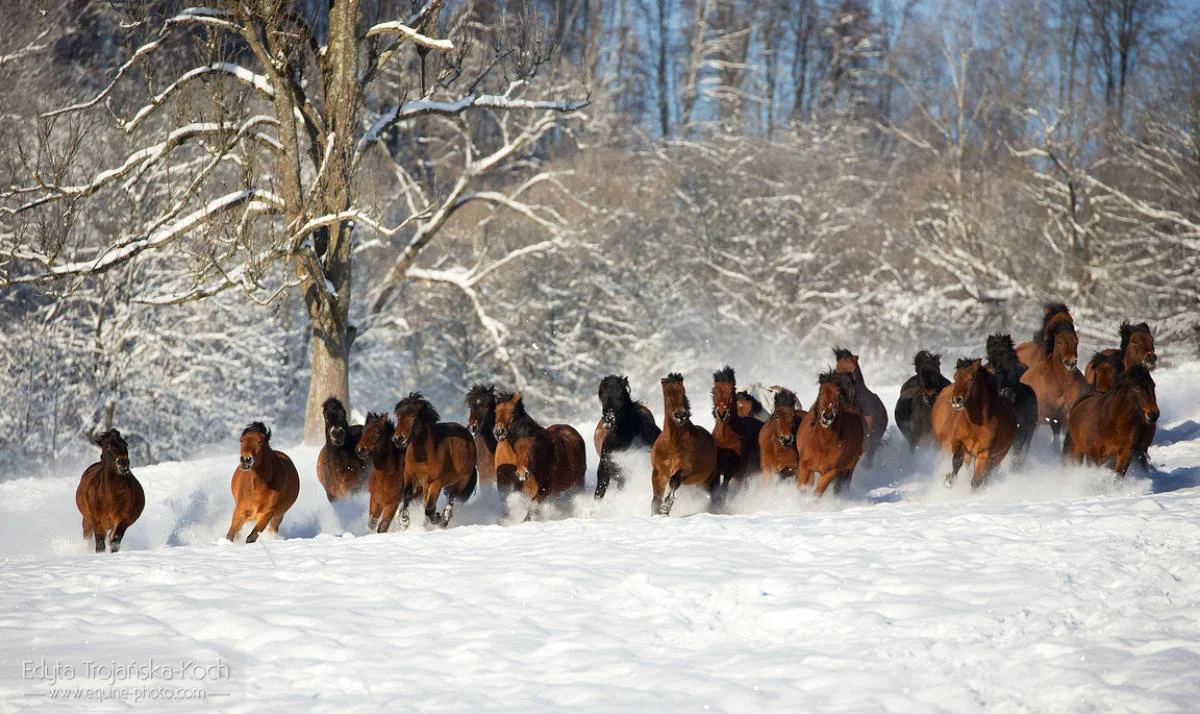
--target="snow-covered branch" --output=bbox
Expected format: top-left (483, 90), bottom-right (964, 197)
top-left (364, 22), bottom-right (454, 51)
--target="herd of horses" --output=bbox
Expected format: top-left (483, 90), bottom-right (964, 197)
top-left (75, 303), bottom-right (1161, 552)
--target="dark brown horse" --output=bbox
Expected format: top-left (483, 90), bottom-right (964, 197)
top-left (393, 393), bottom-right (478, 527)
top-left (594, 375), bottom-right (661, 500)
top-left (1015, 302), bottom-right (1074, 367)
top-left (226, 422), bottom-right (300, 543)
top-left (711, 366), bottom-right (763, 491)
top-left (833, 348), bottom-right (888, 468)
top-left (736, 385), bottom-right (775, 422)
top-left (358, 412), bottom-right (411, 533)
top-left (986, 334), bottom-right (1039, 467)
top-left (493, 392), bottom-right (587, 514)
top-left (76, 429), bottom-right (145, 553)
top-left (794, 371), bottom-right (866, 495)
top-left (317, 397), bottom-right (369, 501)
top-left (465, 384), bottom-right (502, 489)
top-left (758, 389), bottom-right (804, 483)
top-left (894, 350), bottom-right (951, 451)
top-left (1085, 321), bottom-right (1157, 390)
top-left (1065, 366), bottom-right (1158, 476)
top-left (932, 359), bottom-right (1017, 490)
top-left (1020, 319), bottom-right (1086, 441)
top-left (650, 373), bottom-right (719, 516)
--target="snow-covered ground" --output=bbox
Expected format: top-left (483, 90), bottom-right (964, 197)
top-left (2, 364), bottom-right (1199, 712)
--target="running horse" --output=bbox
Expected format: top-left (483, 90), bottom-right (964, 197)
top-left (393, 393), bottom-right (478, 527)
top-left (833, 348), bottom-right (888, 468)
top-left (985, 334), bottom-right (1038, 467)
top-left (493, 392), bottom-right (587, 517)
top-left (76, 429), bottom-right (145, 553)
top-left (1020, 319), bottom-right (1086, 441)
top-left (650, 373), bottom-right (719, 516)
top-left (359, 412), bottom-right (410, 533)
top-left (795, 371), bottom-right (865, 495)
top-left (1015, 302), bottom-right (1074, 367)
top-left (894, 350), bottom-right (951, 451)
top-left (1064, 366), bottom-right (1158, 477)
top-left (1085, 321), bottom-right (1157, 390)
top-left (594, 375), bottom-right (661, 500)
top-left (710, 366), bottom-right (763, 493)
top-left (758, 389), bottom-right (804, 483)
top-left (932, 359), bottom-right (1017, 490)
top-left (226, 422), bottom-right (300, 543)
top-left (317, 397), bottom-right (369, 501)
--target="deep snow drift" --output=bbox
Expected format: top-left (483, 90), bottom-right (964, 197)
top-left (1, 364), bottom-right (1198, 712)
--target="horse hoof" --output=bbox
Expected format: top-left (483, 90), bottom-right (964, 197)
top-left (246, 532), bottom-right (259, 544)
top-left (109, 540), bottom-right (121, 554)
top-left (943, 474), bottom-right (955, 488)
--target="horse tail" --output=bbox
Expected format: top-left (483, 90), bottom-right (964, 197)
top-left (1061, 425), bottom-right (1073, 461)
top-left (460, 466), bottom-right (479, 502)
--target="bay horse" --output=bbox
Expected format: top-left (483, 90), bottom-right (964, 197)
top-left (894, 350), bottom-right (951, 451)
top-left (758, 389), bottom-right (804, 483)
top-left (986, 334), bottom-right (1038, 467)
top-left (711, 366), bottom-right (763, 492)
top-left (1064, 365), bottom-right (1158, 477)
top-left (1085, 321), bottom-right (1157, 390)
top-left (1019, 319), bottom-right (1086, 441)
top-left (650, 373), bottom-right (719, 516)
top-left (358, 412), bottom-right (411, 533)
top-left (594, 375), bottom-right (661, 500)
top-left (465, 384), bottom-right (501, 489)
top-left (317, 397), bottom-right (369, 501)
top-left (76, 429), bottom-right (145, 553)
top-left (1084, 351), bottom-right (1124, 393)
top-left (226, 422), bottom-right (300, 543)
top-left (493, 392), bottom-right (587, 514)
top-left (833, 348), bottom-right (888, 468)
top-left (393, 393), bottom-right (478, 527)
top-left (1015, 302), bottom-right (1073, 367)
top-left (932, 359), bottom-right (1017, 490)
top-left (794, 371), bottom-right (866, 495)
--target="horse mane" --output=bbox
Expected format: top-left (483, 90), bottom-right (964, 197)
top-left (817, 369), bottom-right (854, 398)
top-left (1115, 364), bottom-right (1155, 393)
top-left (1119, 321), bottom-right (1152, 353)
top-left (364, 411), bottom-right (394, 432)
top-left (986, 334), bottom-right (1026, 385)
top-left (832, 347), bottom-right (854, 362)
top-left (395, 392), bottom-right (440, 424)
top-left (1033, 302), bottom-right (1071, 344)
top-left (713, 365), bottom-right (736, 384)
top-left (322, 397), bottom-right (348, 424)
top-left (662, 372), bottom-right (685, 384)
top-left (955, 357), bottom-right (981, 371)
top-left (772, 388), bottom-right (797, 408)
top-left (496, 392), bottom-right (539, 439)
top-left (464, 383), bottom-right (496, 407)
top-left (738, 390), bottom-right (764, 413)
top-left (1042, 319), bottom-right (1076, 357)
top-left (93, 428), bottom-right (125, 447)
top-left (242, 422), bottom-right (271, 442)
top-left (1088, 350), bottom-right (1123, 374)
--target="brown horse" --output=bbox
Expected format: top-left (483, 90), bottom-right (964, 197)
top-left (833, 348), bottom-right (888, 468)
top-left (736, 385), bottom-right (776, 422)
top-left (1085, 321), bottom-right (1157, 390)
top-left (650, 373), bottom-right (719, 516)
top-left (894, 350), bottom-right (951, 451)
top-left (795, 371), bottom-right (866, 495)
top-left (317, 397), bottom-right (369, 501)
top-left (594, 375), bottom-right (661, 500)
top-left (711, 366), bottom-right (763, 492)
top-left (493, 392), bottom-right (586, 514)
top-left (393, 393), bottom-right (478, 527)
top-left (1065, 366), bottom-right (1158, 476)
top-left (226, 422), bottom-right (300, 543)
top-left (1084, 351), bottom-right (1124, 393)
top-left (358, 412), bottom-right (411, 533)
top-left (76, 429), bottom-right (145, 553)
top-left (1020, 319), bottom-right (1087, 441)
top-left (758, 389), bottom-right (804, 484)
top-left (465, 384), bottom-right (501, 489)
top-left (1015, 302), bottom-right (1074, 367)
top-left (932, 359), bottom-right (1017, 489)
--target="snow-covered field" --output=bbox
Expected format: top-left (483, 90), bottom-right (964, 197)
top-left (2, 364), bottom-right (1199, 712)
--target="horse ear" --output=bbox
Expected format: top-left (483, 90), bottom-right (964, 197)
top-left (92, 432), bottom-right (105, 447)
top-left (512, 391), bottom-right (522, 403)
top-left (622, 377), bottom-right (630, 393)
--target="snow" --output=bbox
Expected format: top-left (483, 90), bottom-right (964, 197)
top-left (2, 365), bottom-right (1199, 711)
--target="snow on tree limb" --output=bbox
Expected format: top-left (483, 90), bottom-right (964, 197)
top-left (364, 22), bottom-right (454, 51)
top-left (124, 63), bottom-right (275, 131)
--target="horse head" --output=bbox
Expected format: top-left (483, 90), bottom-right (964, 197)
top-left (711, 366), bottom-right (737, 422)
top-left (493, 392), bottom-right (525, 442)
top-left (94, 429), bottom-right (131, 476)
top-left (464, 384), bottom-right (496, 438)
top-left (660, 373), bottom-right (691, 425)
top-left (597, 375), bottom-right (630, 429)
top-left (239, 422), bottom-right (271, 470)
top-left (393, 393), bottom-right (439, 449)
top-left (357, 413), bottom-right (394, 459)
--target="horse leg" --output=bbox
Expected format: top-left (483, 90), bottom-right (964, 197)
top-left (831, 469), bottom-right (852, 495)
top-left (970, 453), bottom-right (993, 490)
top-left (267, 513), bottom-right (284, 535)
top-left (814, 469), bottom-right (840, 496)
top-left (398, 489), bottom-right (414, 530)
top-left (943, 448), bottom-right (965, 488)
top-left (440, 485), bottom-right (459, 527)
top-left (93, 527), bottom-right (107, 553)
top-left (245, 511), bottom-right (274, 544)
top-left (650, 468), bottom-right (666, 516)
top-left (367, 494), bottom-right (382, 531)
top-left (109, 522), bottom-right (132, 553)
top-left (657, 472), bottom-right (682, 517)
top-left (423, 482), bottom-right (443, 526)
top-left (595, 453), bottom-right (613, 501)
top-left (225, 511), bottom-right (248, 542)
top-left (377, 501), bottom-right (400, 533)
top-left (1113, 449), bottom-right (1134, 478)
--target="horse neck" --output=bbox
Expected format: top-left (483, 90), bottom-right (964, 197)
top-left (1103, 384), bottom-right (1144, 426)
top-left (480, 408), bottom-right (498, 449)
top-left (964, 377), bottom-right (999, 423)
top-left (99, 457), bottom-right (126, 484)
top-left (370, 441), bottom-right (402, 471)
top-left (253, 450), bottom-right (280, 486)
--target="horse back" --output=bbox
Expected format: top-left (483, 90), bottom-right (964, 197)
top-left (548, 423), bottom-right (587, 485)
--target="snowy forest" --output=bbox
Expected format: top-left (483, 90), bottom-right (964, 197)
top-left (2, 0), bottom-right (1198, 471)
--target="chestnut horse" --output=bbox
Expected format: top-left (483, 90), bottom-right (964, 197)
top-left (795, 371), bottom-right (866, 495)
top-left (651, 373), bottom-right (719, 516)
top-left (76, 429), bottom-right (145, 553)
top-left (1064, 366), bottom-right (1159, 477)
top-left (226, 422), bottom-right (300, 543)
top-left (1085, 321), bottom-right (1157, 390)
top-left (894, 350), bottom-right (951, 451)
top-left (594, 375), bottom-right (661, 500)
top-left (758, 389), bottom-right (804, 483)
top-left (493, 392), bottom-right (587, 512)
top-left (711, 366), bottom-right (763, 491)
top-left (358, 412), bottom-right (411, 533)
top-left (833, 348), bottom-right (888, 468)
top-left (1020, 319), bottom-right (1086, 441)
top-left (986, 334), bottom-right (1038, 467)
top-left (465, 384), bottom-right (501, 489)
top-left (1015, 302), bottom-right (1074, 367)
top-left (393, 393), bottom-right (478, 527)
top-left (317, 397), bottom-right (369, 501)
top-left (932, 359), bottom-right (1017, 490)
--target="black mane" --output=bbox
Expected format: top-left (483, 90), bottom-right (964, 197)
top-left (93, 428), bottom-right (128, 451)
top-left (772, 388), bottom-right (797, 408)
top-left (1043, 319), bottom-right (1076, 357)
top-left (322, 397), bottom-right (349, 426)
top-left (1119, 321), bottom-right (1152, 353)
top-left (465, 383), bottom-right (496, 407)
top-left (1033, 302), bottom-right (1071, 344)
top-left (242, 421), bottom-right (271, 442)
top-left (713, 365), bottom-right (736, 384)
top-left (832, 347), bottom-right (854, 362)
top-left (395, 392), bottom-right (440, 424)
top-left (1117, 364), bottom-right (1156, 393)
top-left (986, 334), bottom-right (1026, 386)
top-left (818, 369), bottom-right (853, 394)
top-left (955, 357), bottom-right (981, 371)
top-left (662, 372), bottom-right (685, 384)
top-left (1089, 350), bottom-right (1123, 373)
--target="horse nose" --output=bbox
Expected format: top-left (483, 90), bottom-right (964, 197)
top-left (239, 456), bottom-right (252, 469)
top-left (1147, 410), bottom-right (1160, 424)
top-left (494, 428), bottom-right (507, 441)
top-left (1065, 359), bottom-right (1077, 370)
top-left (356, 447), bottom-right (368, 459)
top-left (468, 423), bottom-right (479, 437)
top-left (1146, 354), bottom-right (1158, 368)
top-left (392, 435), bottom-right (408, 448)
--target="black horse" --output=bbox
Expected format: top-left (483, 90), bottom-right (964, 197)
top-left (594, 375), bottom-right (662, 500)
top-left (986, 333), bottom-right (1039, 467)
top-left (895, 350), bottom-right (951, 451)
